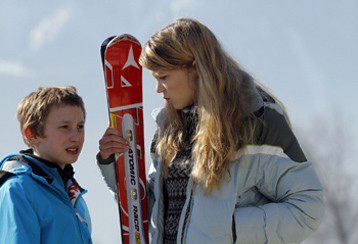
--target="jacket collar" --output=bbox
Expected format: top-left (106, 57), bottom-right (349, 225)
top-left (20, 149), bottom-right (75, 185)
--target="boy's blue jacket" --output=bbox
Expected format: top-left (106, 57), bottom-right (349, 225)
top-left (0, 153), bottom-right (92, 244)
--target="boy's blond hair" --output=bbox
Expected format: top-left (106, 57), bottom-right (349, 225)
top-left (17, 86), bottom-right (86, 146)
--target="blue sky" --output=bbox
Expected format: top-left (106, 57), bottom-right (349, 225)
top-left (1, 1), bottom-right (357, 243)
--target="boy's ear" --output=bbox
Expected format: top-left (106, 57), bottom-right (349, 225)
top-left (24, 127), bottom-right (38, 144)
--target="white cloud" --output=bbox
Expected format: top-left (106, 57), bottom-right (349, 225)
top-left (0, 60), bottom-right (31, 77)
top-left (30, 7), bottom-right (72, 50)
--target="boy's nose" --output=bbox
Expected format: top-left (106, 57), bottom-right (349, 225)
top-left (70, 129), bottom-right (82, 141)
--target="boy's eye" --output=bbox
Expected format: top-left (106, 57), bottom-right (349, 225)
top-left (78, 124), bottom-right (84, 129)
top-left (60, 125), bottom-right (69, 129)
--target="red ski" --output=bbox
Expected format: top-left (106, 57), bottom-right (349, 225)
top-left (100, 34), bottom-right (148, 244)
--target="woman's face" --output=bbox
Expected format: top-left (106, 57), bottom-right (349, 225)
top-left (151, 68), bottom-right (197, 110)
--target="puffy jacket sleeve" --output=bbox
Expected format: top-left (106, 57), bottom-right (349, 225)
top-left (234, 158), bottom-right (324, 243)
top-left (96, 153), bottom-right (118, 197)
top-left (0, 178), bottom-right (41, 244)
top-left (233, 105), bottom-right (325, 243)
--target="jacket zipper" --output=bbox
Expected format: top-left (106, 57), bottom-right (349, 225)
top-left (32, 175), bottom-right (87, 243)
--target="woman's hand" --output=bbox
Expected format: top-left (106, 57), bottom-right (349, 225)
top-left (98, 127), bottom-right (130, 160)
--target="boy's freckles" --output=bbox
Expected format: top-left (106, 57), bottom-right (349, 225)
top-left (33, 105), bottom-right (85, 168)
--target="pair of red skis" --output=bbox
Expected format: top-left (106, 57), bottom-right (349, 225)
top-left (100, 35), bottom-right (148, 244)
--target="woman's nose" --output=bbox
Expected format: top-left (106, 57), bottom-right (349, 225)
top-left (156, 81), bottom-right (165, 93)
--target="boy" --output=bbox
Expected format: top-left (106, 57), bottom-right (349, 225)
top-left (0, 86), bottom-right (92, 243)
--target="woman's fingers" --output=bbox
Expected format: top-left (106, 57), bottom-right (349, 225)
top-left (99, 141), bottom-right (130, 151)
top-left (100, 134), bottom-right (129, 145)
top-left (99, 127), bottom-right (131, 159)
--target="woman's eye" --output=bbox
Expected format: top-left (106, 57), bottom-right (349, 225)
top-left (60, 125), bottom-right (69, 129)
top-left (159, 76), bottom-right (167, 81)
top-left (78, 125), bottom-right (84, 129)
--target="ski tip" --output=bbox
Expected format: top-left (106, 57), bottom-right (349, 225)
top-left (101, 36), bottom-right (117, 48)
top-left (118, 34), bottom-right (141, 45)
top-left (105, 34), bottom-right (141, 49)
top-left (100, 36), bottom-right (117, 65)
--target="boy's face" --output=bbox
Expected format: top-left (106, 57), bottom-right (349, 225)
top-left (32, 105), bottom-right (85, 168)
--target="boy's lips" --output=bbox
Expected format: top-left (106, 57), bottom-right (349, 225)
top-left (66, 147), bottom-right (80, 155)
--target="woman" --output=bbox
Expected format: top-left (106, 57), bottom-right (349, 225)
top-left (97, 18), bottom-right (324, 243)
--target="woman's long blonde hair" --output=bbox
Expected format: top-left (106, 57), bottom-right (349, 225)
top-left (140, 18), bottom-right (285, 193)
